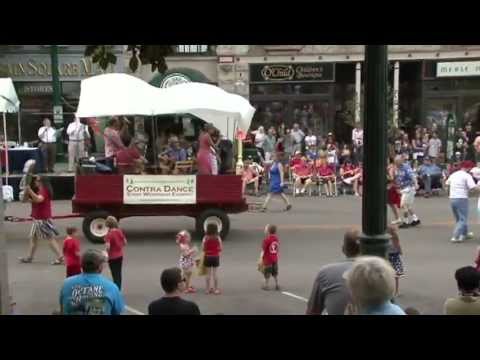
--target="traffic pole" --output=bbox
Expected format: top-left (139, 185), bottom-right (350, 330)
top-left (0, 137), bottom-right (10, 315)
top-left (360, 45), bottom-right (390, 258)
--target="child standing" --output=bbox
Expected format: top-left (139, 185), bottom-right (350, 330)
top-left (176, 230), bottom-right (198, 294)
top-left (387, 160), bottom-right (402, 225)
top-left (386, 225), bottom-right (404, 296)
top-left (202, 223), bottom-right (222, 295)
top-left (104, 216), bottom-right (127, 290)
top-left (261, 224), bottom-right (280, 291)
top-left (63, 227), bottom-right (81, 278)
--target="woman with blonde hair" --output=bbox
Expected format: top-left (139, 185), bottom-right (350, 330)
top-left (345, 256), bottom-right (405, 315)
top-left (104, 216), bottom-right (127, 290)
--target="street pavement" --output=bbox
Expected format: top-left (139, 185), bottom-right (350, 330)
top-left (4, 194), bottom-right (480, 315)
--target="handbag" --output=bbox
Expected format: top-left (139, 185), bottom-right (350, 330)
top-left (197, 252), bottom-right (207, 276)
top-left (257, 251), bottom-right (265, 274)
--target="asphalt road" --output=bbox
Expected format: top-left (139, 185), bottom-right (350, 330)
top-left (4, 194), bottom-right (479, 315)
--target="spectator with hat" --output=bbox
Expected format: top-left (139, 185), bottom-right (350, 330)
top-left (445, 160), bottom-right (480, 243)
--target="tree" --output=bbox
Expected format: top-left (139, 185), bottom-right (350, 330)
top-left (84, 45), bottom-right (176, 73)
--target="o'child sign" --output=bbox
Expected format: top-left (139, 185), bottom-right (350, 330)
top-left (123, 175), bottom-right (196, 204)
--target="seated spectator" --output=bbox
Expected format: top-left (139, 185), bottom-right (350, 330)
top-left (314, 156), bottom-right (335, 197)
top-left (148, 267), bottom-right (201, 315)
top-left (292, 156), bottom-right (314, 195)
top-left (339, 144), bottom-right (351, 165)
top-left (289, 150), bottom-right (303, 168)
top-left (326, 142), bottom-right (338, 172)
top-left (159, 136), bottom-right (188, 174)
top-left (116, 140), bottom-right (147, 174)
top-left (444, 266), bottom-right (480, 315)
top-left (241, 161), bottom-right (260, 196)
top-left (59, 249), bottom-right (125, 315)
top-left (345, 256), bottom-right (406, 315)
top-left (305, 146), bottom-right (318, 161)
top-left (340, 159), bottom-right (362, 196)
top-left (417, 157), bottom-right (443, 198)
top-left (306, 229), bottom-right (361, 315)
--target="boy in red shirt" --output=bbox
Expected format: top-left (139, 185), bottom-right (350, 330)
top-left (104, 216), bottom-right (127, 290)
top-left (261, 224), bottom-right (280, 291)
top-left (63, 227), bottom-right (81, 278)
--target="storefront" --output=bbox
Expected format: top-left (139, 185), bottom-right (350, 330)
top-left (249, 62), bottom-right (365, 142)
top-left (0, 48), bottom-right (124, 151)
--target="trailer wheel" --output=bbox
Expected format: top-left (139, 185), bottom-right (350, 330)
top-left (196, 209), bottom-right (230, 239)
top-left (83, 210), bottom-right (111, 244)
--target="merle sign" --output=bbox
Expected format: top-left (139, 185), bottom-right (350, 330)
top-left (250, 63), bottom-right (335, 83)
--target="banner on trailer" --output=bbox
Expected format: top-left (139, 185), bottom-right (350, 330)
top-left (123, 175), bottom-right (196, 204)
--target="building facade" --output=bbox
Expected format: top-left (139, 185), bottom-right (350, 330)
top-left (212, 45), bottom-right (480, 144)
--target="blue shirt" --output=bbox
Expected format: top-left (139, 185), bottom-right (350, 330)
top-left (418, 164), bottom-right (442, 177)
top-left (395, 163), bottom-right (415, 189)
top-left (360, 301), bottom-right (406, 315)
top-left (166, 147), bottom-right (187, 162)
top-left (60, 273), bottom-right (125, 315)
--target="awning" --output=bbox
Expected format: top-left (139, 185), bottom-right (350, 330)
top-left (149, 67), bottom-right (212, 88)
top-left (0, 78), bottom-right (20, 113)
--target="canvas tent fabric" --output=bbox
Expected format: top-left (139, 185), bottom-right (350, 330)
top-left (0, 78), bottom-right (20, 113)
top-left (75, 73), bottom-right (255, 140)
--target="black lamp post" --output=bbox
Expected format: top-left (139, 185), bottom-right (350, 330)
top-left (360, 45), bottom-right (390, 258)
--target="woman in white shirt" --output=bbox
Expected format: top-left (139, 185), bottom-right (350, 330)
top-left (445, 161), bottom-right (480, 243)
top-left (252, 126), bottom-right (266, 161)
top-left (305, 129), bottom-right (317, 149)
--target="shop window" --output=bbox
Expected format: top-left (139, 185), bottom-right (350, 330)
top-left (175, 45), bottom-right (209, 54)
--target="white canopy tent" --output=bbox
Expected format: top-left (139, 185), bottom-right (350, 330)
top-left (0, 78), bottom-right (20, 183)
top-left (75, 73), bottom-right (255, 140)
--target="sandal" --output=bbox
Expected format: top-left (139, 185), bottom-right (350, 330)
top-left (51, 257), bottom-right (64, 265)
top-left (19, 257), bottom-right (33, 264)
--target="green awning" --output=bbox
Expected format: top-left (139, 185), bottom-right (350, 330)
top-left (149, 67), bottom-right (212, 88)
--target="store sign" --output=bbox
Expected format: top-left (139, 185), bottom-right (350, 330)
top-left (123, 175), bottom-right (196, 204)
top-left (250, 63), bottom-right (335, 83)
top-left (437, 61), bottom-right (480, 77)
top-left (0, 54), bottom-right (124, 82)
top-left (159, 73), bottom-right (191, 88)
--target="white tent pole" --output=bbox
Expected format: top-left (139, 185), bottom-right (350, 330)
top-left (2, 113), bottom-right (8, 185)
top-left (17, 107), bottom-right (21, 145)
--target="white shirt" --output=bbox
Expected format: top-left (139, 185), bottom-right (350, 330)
top-left (305, 135), bottom-right (317, 147)
top-left (428, 138), bottom-right (442, 158)
top-left (255, 132), bottom-right (266, 148)
top-left (352, 128), bottom-right (364, 147)
top-left (291, 129), bottom-right (305, 144)
top-left (38, 126), bottom-right (57, 143)
top-left (67, 121), bottom-right (90, 141)
top-left (446, 170), bottom-right (476, 199)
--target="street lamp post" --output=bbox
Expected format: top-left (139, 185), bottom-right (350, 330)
top-left (360, 45), bottom-right (390, 258)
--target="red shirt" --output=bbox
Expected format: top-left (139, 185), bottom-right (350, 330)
top-left (63, 236), bottom-right (81, 267)
top-left (116, 147), bottom-right (141, 166)
top-left (262, 234), bottom-right (279, 265)
top-left (31, 187), bottom-right (52, 220)
top-left (290, 157), bottom-right (303, 168)
top-left (105, 228), bottom-right (126, 260)
top-left (293, 162), bottom-right (312, 177)
top-left (317, 164), bottom-right (334, 177)
top-left (203, 236), bottom-right (221, 257)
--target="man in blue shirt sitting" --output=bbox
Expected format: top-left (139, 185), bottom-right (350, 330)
top-left (59, 249), bottom-right (125, 315)
top-left (417, 157), bottom-right (443, 198)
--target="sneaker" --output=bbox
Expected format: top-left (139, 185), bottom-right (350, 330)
top-left (355, 192), bottom-right (360, 197)
top-left (458, 235), bottom-right (466, 243)
top-left (466, 232), bottom-right (475, 240)
top-left (391, 219), bottom-right (403, 225)
top-left (399, 223), bottom-right (410, 229)
top-left (285, 204), bottom-right (292, 211)
top-left (410, 219), bottom-right (421, 227)
top-left (450, 237), bottom-right (460, 243)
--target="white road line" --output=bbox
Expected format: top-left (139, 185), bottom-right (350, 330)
top-left (125, 305), bottom-right (145, 315)
top-left (281, 291), bottom-right (308, 303)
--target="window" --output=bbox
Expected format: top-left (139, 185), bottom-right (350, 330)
top-left (175, 45), bottom-right (209, 54)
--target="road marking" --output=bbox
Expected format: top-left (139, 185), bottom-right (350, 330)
top-left (282, 291), bottom-right (308, 303)
top-left (125, 305), bottom-right (145, 315)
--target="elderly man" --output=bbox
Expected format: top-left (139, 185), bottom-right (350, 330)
top-left (306, 229), bottom-right (361, 315)
top-left (59, 249), bottom-right (125, 315)
top-left (38, 118), bottom-right (60, 173)
top-left (66, 117), bottom-right (90, 172)
top-left (417, 157), bottom-right (443, 198)
top-left (394, 154), bottom-right (421, 228)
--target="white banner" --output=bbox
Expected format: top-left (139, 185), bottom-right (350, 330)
top-left (123, 175), bottom-right (196, 204)
top-left (437, 61), bottom-right (480, 77)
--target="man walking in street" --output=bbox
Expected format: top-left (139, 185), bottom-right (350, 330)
top-left (59, 249), bottom-right (125, 315)
top-left (66, 117), bottom-right (90, 172)
top-left (148, 267), bottom-right (201, 315)
top-left (38, 118), bottom-right (58, 173)
top-left (394, 155), bottom-right (421, 228)
top-left (445, 161), bottom-right (479, 243)
top-left (306, 229), bottom-right (361, 315)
